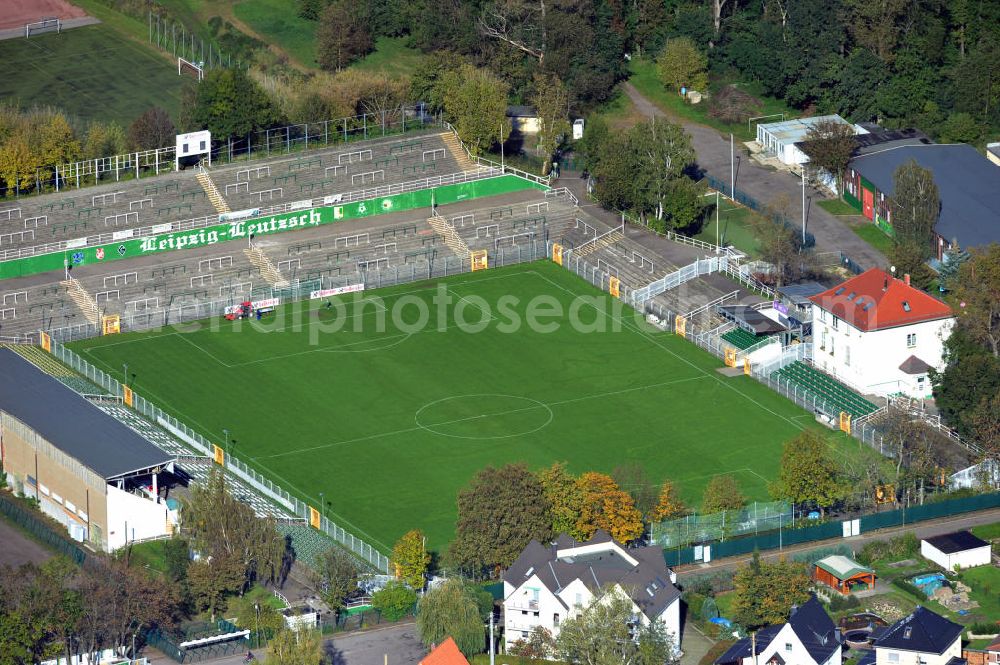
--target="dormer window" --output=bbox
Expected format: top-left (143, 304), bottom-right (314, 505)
top-left (904, 626), bottom-right (912, 639)
top-left (903, 301), bottom-right (911, 312)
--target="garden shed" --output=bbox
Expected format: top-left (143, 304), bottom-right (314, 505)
top-left (921, 531), bottom-right (991, 570)
top-left (813, 555), bottom-right (875, 594)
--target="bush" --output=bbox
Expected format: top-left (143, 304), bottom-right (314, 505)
top-left (685, 592), bottom-right (707, 620)
top-left (891, 577), bottom-right (927, 601)
top-left (790, 544), bottom-right (852, 564)
top-left (701, 596), bottom-right (719, 622)
top-left (857, 533), bottom-right (919, 565)
top-left (828, 594), bottom-right (860, 612)
top-left (968, 621), bottom-right (1000, 635)
top-left (371, 581), bottom-right (417, 622)
top-left (707, 85), bottom-right (762, 124)
top-left (683, 569), bottom-right (735, 595)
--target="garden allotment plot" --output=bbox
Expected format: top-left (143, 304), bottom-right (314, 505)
top-left (72, 261), bottom-right (847, 551)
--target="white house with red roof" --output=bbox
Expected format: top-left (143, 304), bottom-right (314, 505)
top-left (809, 268), bottom-right (954, 398)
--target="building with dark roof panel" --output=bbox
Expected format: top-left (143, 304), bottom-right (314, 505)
top-left (502, 530), bottom-right (681, 653)
top-left (0, 348), bottom-right (178, 552)
top-left (874, 606), bottom-right (964, 664)
top-left (921, 531), bottom-right (992, 570)
top-left (809, 268), bottom-right (954, 398)
top-left (842, 143), bottom-right (1000, 258)
top-left (715, 595), bottom-right (841, 665)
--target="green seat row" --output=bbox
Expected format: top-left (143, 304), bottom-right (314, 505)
top-left (721, 328), bottom-right (760, 350)
top-left (773, 361), bottom-right (877, 417)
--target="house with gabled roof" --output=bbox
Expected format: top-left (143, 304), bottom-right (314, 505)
top-left (501, 530), bottom-right (681, 653)
top-left (714, 595), bottom-right (842, 665)
top-left (809, 268), bottom-right (954, 398)
top-left (859, 606), bottom-right (965, 665)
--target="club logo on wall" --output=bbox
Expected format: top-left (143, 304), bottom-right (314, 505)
top-left (118, 244), bottom-right (127, 256)
top-left (96, 248), bottom-right (105, 260)
top-left (71, 252), bottom-right (84, 265)
top-left (381, 199), bottom-right (393, 210)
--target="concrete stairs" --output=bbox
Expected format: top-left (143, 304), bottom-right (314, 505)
top-left (196, 168), bottom-right (230, 214)
top-left (61, 278), bottom-right (100, 326)
top-left (427, 215), bottom-right (470, 257)
top-left (439, 132), bottom-right (477, 171)
top-left (244, 247), bottom-right (289, 288)
top-left (574, 231), bottom-right (624, 259)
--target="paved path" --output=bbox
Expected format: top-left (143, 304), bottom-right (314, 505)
top-left (0, 516), bottom-right (53, 567)
top-left (679, 620), bottom-right (716, 665)
top-left (620, 82), bottom-right (888, 271)
top-left (675, 506), bottom-right (1000, 578)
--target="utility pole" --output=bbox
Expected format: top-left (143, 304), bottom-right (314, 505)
top-left (801, 166), bottom-right (807, 245)
top-left (489, 611), bottom-right (495, 665)
top-left (730, 133), bottom-right (735, 198)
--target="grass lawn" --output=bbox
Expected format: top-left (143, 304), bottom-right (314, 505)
top-left (626, 59), bottom-right (799, 141)
top-left (70, 261), bottom-right (865, 552)
top-left (233, 0), bottom-right (317, 67)
top-left (850, 222), bottom-right (895, 256)
top-left (353, 36), bottom-right (427, 76)
top-left (0, 22), bottom-right (184, 125)
top-left (817, 199), bottom-right (859, 216)
top-left (972, 522), bottom-right (1000, 541)
top-left (126, 539), bottom-right (171, 575)
top-left (961, 566), bottom-right (1000, 622)
top-left (695, 205), bottom-right (760, 257)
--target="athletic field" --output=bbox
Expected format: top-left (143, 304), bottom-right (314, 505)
top-left (71, 261), bottom-right (859, 550)
top-left (0, 23), bottom-right (183, 124)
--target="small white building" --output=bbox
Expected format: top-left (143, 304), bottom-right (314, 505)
top-left (714, 595), bottom-right (842, 665)
top-left (755, 115), bottom-right (858, 166)
top-left (502, 530), bottom-right (681, 654)
top-left (921, 531), bottom-right (992, 571)
top-left (809, 268), bottom-right (954, 398)
top-left (506, 106), bottom-right (540, 135)
top-left (865, 606), bottom-right (963, 665)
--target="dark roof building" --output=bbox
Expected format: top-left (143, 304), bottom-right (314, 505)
top-left (923, 531), bottom-right (989, 554)
top-left (715, 595), bottom-right (841, 665)
top-left (874, 606), bottom-right (963, 656)
top-left (844, 143), bottom-right (1000, 255)
top-left (0, 348), bottom-right (172, 479)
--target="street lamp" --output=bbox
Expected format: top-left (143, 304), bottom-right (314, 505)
top-left (122, 362), bottom-right (129, 387)
top-left (223, 428), bottom-right (231, 469)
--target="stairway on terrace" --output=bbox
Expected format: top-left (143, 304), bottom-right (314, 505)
top-left (574, 231), bottom-right (624, 258)
top-left (61, 278), bottom-right (100, 326)
top-left (244, 247), bottom-right (289, 288)
top-left (427, 215), bottom-right (471, 256)
top-left (439, 131), bottom-right (477, 170)
top-left (195, 169), bottom-right (230, 214)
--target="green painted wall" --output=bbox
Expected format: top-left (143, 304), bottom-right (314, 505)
top-left (0, 175), bottom-right (546, 280)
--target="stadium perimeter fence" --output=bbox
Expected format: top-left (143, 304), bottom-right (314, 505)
top-left (0, 489), bottom-right (87, 564)
top-left (37, 240), bottom-right (551, 573)
top-left (1, 106), bottom-right (439, 199)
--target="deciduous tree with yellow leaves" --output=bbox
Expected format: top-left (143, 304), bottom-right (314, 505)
top-left (574, 472), bottom-right (643, 543)
top-left (392, 529), bottom-right (430, 590)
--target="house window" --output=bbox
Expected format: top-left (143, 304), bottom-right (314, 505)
top-left (907, 333), bottom-right (916, 348)
top-left (575, 593), bottom-right (582, 607)
top-left (554, 613), bottom-right (560, 627)
top-left (785, 643), bottom-right (793, 652)
top-left (832, 316), bottom-right (839, 330)
top-left (820, 310), bottom-right (827, 323)
top-left (845, 346), bottom-right (850, 367)
top-left (829, 336), bottom-right (835, 357)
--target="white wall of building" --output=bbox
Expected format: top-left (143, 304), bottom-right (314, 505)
top-left (875, 636), bottom-right (961, 665)
top-left (105, 484), bottom-right (170, 551)
top-left (504, 573), bottom-right (567, 647)
top-left (749, 623), bottom-right (840, 665)
top-left (920, 541), bottom-right (992, 570)
top-left (811, 305), bottom-right (953, 398)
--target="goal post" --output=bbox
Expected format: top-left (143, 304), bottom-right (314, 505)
top-left (178, 57), bottom-right (204, 81)
top-left (25, 18), bottom-right (61, 38)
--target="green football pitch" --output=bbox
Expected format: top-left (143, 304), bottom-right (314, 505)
top-left (0, 23), bottom-right (183, 125)
top-left (71, 260), bottom-right (861, 551)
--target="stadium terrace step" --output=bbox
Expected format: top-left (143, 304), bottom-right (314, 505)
top-left (195, 169), bottom-right (230, 214)
top-left (574, 230), bottom-right (624, 258)
top-left (60, 277), bottom-right (99, 326)
top-left (427, 215), bottom-right (471, 257)
top-left (439, 132), bottom-right (477, 171)
top-left (244, 247), bottom-right (289, 288)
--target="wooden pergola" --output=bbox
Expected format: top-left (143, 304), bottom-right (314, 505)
top-left (813, 555), bottom-right (875, 594)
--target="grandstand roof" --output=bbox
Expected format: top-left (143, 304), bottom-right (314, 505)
top-left (0, 348), bottom-right (173, 480)
top-left (808, 268), bottom-right (953, 332)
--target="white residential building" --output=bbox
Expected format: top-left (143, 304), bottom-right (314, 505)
top-left (809, 268), bottom-right (954, 398)
top-left (864, 606), bottom-right (964, 665)
top-left (714, 595), bottom-right (842, 665)
top-left (502, 530), bottom-right (681, 654)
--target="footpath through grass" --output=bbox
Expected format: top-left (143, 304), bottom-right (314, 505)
top-left (0, 22), bottom-right (183, 125)
top-left (625, 59), bottom-right (799, 141)
top-left (70, 261), bottom-right (866, 551)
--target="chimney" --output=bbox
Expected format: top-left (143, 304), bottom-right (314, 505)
top-left (904, 274), bottom-right (911, 286)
